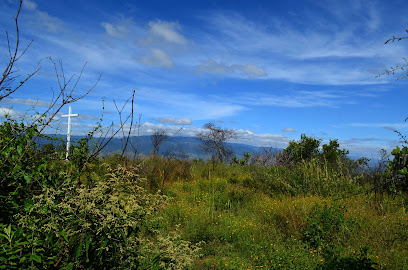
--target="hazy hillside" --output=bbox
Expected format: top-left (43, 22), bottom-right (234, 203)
top-left (39, 135), bottom-right (267, 159)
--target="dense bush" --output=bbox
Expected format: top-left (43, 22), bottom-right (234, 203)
top-left (387, 146), bottom-right (408, 192)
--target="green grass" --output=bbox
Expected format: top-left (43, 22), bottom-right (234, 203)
top-left (155, 173), bottom-right (408, 269)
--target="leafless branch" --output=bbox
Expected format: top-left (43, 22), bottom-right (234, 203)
top-left (0, 0), bottom-right (39, 101)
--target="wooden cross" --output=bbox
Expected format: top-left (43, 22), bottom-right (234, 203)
top-left (61, 106), bottom-right (79, 160)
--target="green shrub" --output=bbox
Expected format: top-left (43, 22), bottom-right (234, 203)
top-left (16, 165), bottom-right (167, 269)
top-left (320, 246), bottom-right (378, 270)
top-left (138, 229), bottom-right (202, 269)
top-left (388, 146), bottom-right (408, 192)
top-left (302, 203), bottom-right (346, 248)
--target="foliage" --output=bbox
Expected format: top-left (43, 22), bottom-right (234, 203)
top-left (161, 175), bottom-right (408, 269)
top-left (2, 3), bottom-right (408, 268)
top-left (136, 155), bottom-right (194, 192)
top-left (302, 203), bottom-right (346, 249)
top-left (139, 229), bottom-right (202, 269)
top-left (320, 246), bottom-right (378, 270)
top-left (0, 120), bottom-right (60, 224)
top-left (387, 146), bottom-right (408, 192)
top-left (284, 133), bottom-right (321, 163)
top-left (231, 152), bottom-right (251, 166)
top-left (0, 224), bottom-right (35, 269)
top-left (15, 165), bottom-right (167, 269)
top-left (321, 139), bottom-right (349, 165)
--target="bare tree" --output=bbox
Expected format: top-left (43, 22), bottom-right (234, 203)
top-left (151, 129), bottom-right (168, 156)
top-left (1, 0), bottom-right (39, 101)
top-left (196, 122), bottom-right (237, 163)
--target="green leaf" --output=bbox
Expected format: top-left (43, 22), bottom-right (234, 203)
top-left (17, 145), bottom-right (22, 156)
top-left (38, 163), bottom-right (47, 172)
top-left (29, 254), bottom-right (41, 263)
top-left (97, 239), bottom-right (109, 257)
top-left (24, 175), bottom-right (31, 184)
top-left (24, 199), bottom-right (34, 212)
top-left (391, 146), bottom-right (401, 155)
top-left (4, 224), bottom-right (12, 238)
top-left (84, 234), bottom-right (91, 262)
top-left (74, 242), bottom-right (83, 259)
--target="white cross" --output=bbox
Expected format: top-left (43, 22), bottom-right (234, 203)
top-left (61, 106), bottom-right (79, 160)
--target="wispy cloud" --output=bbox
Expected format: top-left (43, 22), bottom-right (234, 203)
top-left (0, 107), bottom-right (23, 118)
top-left (140, 48), bottom-right (174, 69)
top-left (101, 22), bottom-right (129, 38)
top-left (196, 6), bottom-right (406, 84)
top-left (148, 20), bottom-right (188, 44)
top-left (235, 90), bottom-right (347, 108)
top-left (233, 129), bottom-right (291, 148)
top-left (156, 117), bottom-right (192, 125)
top-left (23, 0), bottom-right (37, 11)
top-left (21, 0), bottom-right (64, 32)
top-left (282, 128), bottom-right (296, 132)
top-left (196, 60), bottom-right (266, 78)
top-left (340, 137), bottom-right (379, 144)
top-left (348, 122), bottom-right (408, 129)
top-left (1, 98), bottom-right (51, 107)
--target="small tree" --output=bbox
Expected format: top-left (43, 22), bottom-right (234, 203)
top-left (321, 139), bottom-right (349, 164)
top-left (284, 134), bottom-right (321, 163)
top-left (151, 129), bottom-right (168, 156)
top-left (196, 122), bottom-right (237, 163)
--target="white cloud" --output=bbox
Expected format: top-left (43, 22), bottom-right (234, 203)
top-left (340, 137), bottom-right (379, 144)
top-left (235, 90), bottom-right (346, 108)
top-left (23, 0), bottom-right (37, 11)
top-left (236, 64), bottom-right (267, 77)
top-left (282, 128), bottom-right (296, 132)
top-left (140, 48), bottom-right (174, 69)
top-left (1, 98), bottom-right (51, 107)
top-left (126, 87), bottom-right (247, 120)
top-left (148, 20), bottom-right (188, 44)
top-left (118, 122), bottom-right (291, 148)
top-left (197, 60), bottom-right (266, 78)
top-left (0, 107), bottom-right (23, 118)
top-left (198, 10), bottom-right (406, 85)
top-left (101, 22), bottom-right (128, 38)
top-left (348, 122), bottom-right (408, 129)
top-left (157, 117), bottom-right (192, 125)
top-left (340, 143), bottom-right (397, 158)
top-left (23, 2), bottom-right (64, 32)
top-left (233, 129), bottom-right (291, 148)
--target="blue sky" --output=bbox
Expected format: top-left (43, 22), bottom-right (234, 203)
top-left (1, 0), bottom-right (408, 158)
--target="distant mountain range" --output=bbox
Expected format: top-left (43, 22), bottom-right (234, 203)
top-left (39, 135), bottom-right (266, 160)
top-left (38, 135), bottom-right (374, 164)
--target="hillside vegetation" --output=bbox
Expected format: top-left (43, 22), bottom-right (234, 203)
top-left (2, 122), bottom-right (408, 269)
top-left (2, 1), bottom-right (408, 268)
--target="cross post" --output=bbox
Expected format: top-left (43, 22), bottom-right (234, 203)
top-left (61, 106), bottom-right (79, 160)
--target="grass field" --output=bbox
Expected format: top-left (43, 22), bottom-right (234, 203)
top-left (143, 159), bottom-right (408, 269)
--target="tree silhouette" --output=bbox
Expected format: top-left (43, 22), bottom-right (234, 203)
top-left (196, 122), bottom-right (237, 163)
top-left (151, 129), bottom-right (168, 156)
